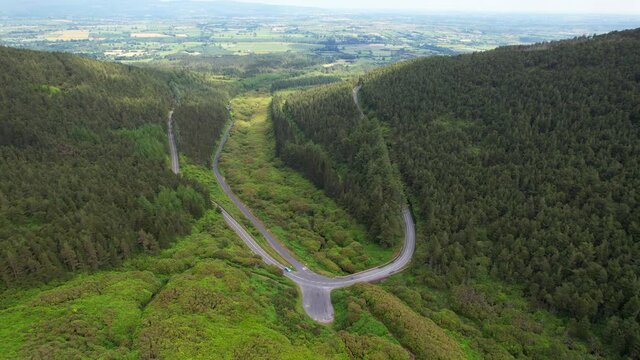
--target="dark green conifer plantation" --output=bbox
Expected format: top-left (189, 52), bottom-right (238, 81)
top-left (272, 29), bottom-right (640, 357)
top-left (0, 47), bottom-right (228, 287)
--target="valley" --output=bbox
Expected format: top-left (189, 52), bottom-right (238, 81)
top-left (220, 94), bottom-right (398, 275)
top-left (212, 93), bottom-right (416, 323)
top-left (1, 2), bottom-right (640, 359)
top-left (2, 12), bottom-right (638, 71)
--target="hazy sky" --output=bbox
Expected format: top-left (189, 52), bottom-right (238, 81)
top-left (237, 0), bottom-right (640, 14)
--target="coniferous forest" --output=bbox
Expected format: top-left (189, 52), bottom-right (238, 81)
top-left (1, 16), bottom-right (640, 357)
top-left (271, 83), bottom-right (405, 246)
top-left (272, 29), bottom-right (640, 357)
top-left (170, 71), bottom-right (231, 166)
top-left (0, 47), bottom-right (228, 288)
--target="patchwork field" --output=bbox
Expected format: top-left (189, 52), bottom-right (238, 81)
top-left (4, 13), bottom-right (633, 67)
top-left (130, 32), bottom-right (171, 38)
top-left (44, 29), bottom-right (90, 41)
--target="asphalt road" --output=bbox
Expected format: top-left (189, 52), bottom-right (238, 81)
top-left (211, 90), bottom-right (415, 323)
top-left (352, 85), bottom-right (364, 118)
top-left (213, 123), bottom-right (304, 270)
top-left (167, 110), bottom-right (180, 175)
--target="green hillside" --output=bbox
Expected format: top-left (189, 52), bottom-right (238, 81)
top-left (272, 29), bottom-right (640, 358)
top-left (0, 47), bottom-right (461, 360)
top-left (0, 47), bottom-right (228, 287)
top-left (2, 27), bottom-right (639, 359)
top-left (271, 83), bottom-right (405, 247)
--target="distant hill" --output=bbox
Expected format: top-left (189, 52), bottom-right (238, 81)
top-left (0, 0), bottom-right (322, 19)
top-left (272, 29), bottom-right (640, 358)
top-left (0, 46), bottom-right (228, 287)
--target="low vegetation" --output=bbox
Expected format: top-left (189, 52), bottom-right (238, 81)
top-left (220, 94), bottom-right (396, 274)
top-left (0, 207), bottom-right (340, 359)
top-left (355, 284), bottom-right (465, 359)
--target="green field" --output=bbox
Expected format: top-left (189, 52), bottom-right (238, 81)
top-left (2, 13), bottom-right (625, 71)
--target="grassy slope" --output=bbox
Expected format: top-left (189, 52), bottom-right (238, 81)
top-left (0, 157), bottom-right (447, 359)
top-left (0, 197), bottom-right (342, 359)
top-left (331, 271), bottom-right (595, 359)
top-left (0, 90), bottom-right (474, 360)
top-left (181, 157), bottom-right (294, 268)
top-left (218, 94), bottom-right (397, 275)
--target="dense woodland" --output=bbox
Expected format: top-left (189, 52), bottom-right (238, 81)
top-left (271, 83), bottom-right (404, 246)
top-left (276, 30), bottom-right (640, 357)
top-left (0, 47), bottom-right (227, 288)
top-left (271, 75), bottom-right (341, 92)
top-left (170, 72), bottom-right (230, 166)
top-left (163, 52), bottom-right (320, 78)
top-left (2, 26), bottom-right (639, 358)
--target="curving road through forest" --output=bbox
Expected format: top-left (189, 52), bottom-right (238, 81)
top-left (169, 87), bottom-right (415, 323)
top-left (167, 110), bottom-right (180, 175)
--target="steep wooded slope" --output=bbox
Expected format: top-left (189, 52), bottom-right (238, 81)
top-left (274, 29), bottom-right (640, 357)
top-left (0, 47), bottom-right (227, 287)
top-left (271, 83), bottom-right (405, 247)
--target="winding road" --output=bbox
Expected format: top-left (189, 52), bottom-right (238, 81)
top-left (167, 110), bottom-right (180, 175)
top-left (169, 87), bottom-right (416, 323)
top-left (353, 84), bottom-right (365, 118)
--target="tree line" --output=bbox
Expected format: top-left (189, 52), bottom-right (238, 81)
top-left (169, 71), bottom-right (230, 167)
top-left (271, 82), bottom-right (404, 247)
top-left (355, 29), bottom-right (640, 358)
top-left (270, 75), bottom-right (341, 92)
top-left (273, 29), bottom-right (640, 357)
top-left (0, 47), bottom-right (227, 288)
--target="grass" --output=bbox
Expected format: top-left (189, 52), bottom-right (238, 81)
top-left (0, 206), bottom-right (344, 359)
top-left (36, 84), bottom-right (61, 95)
top-left (378, 270), bottom-right (596, 359)
top-left (332, 289), bottom-right (396, 340)
top-left (180, 158), bottom-right (293, 268)
top-left (219, 93), bottom-right (396, 275)
top-left (43, 30), bottom-right (89, 41)
top-left (135, 259), bottom-right (328, 360)
top-left (0, 271), bottom-right (161, 359)
top-left (333, 284), bottom-right (464, 359)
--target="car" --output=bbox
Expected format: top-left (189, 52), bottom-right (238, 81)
top-left (283, 267), bottom-right (292, 273)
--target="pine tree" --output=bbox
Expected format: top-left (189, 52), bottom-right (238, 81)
top-left (60, 243), bottom-right (79, 271)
